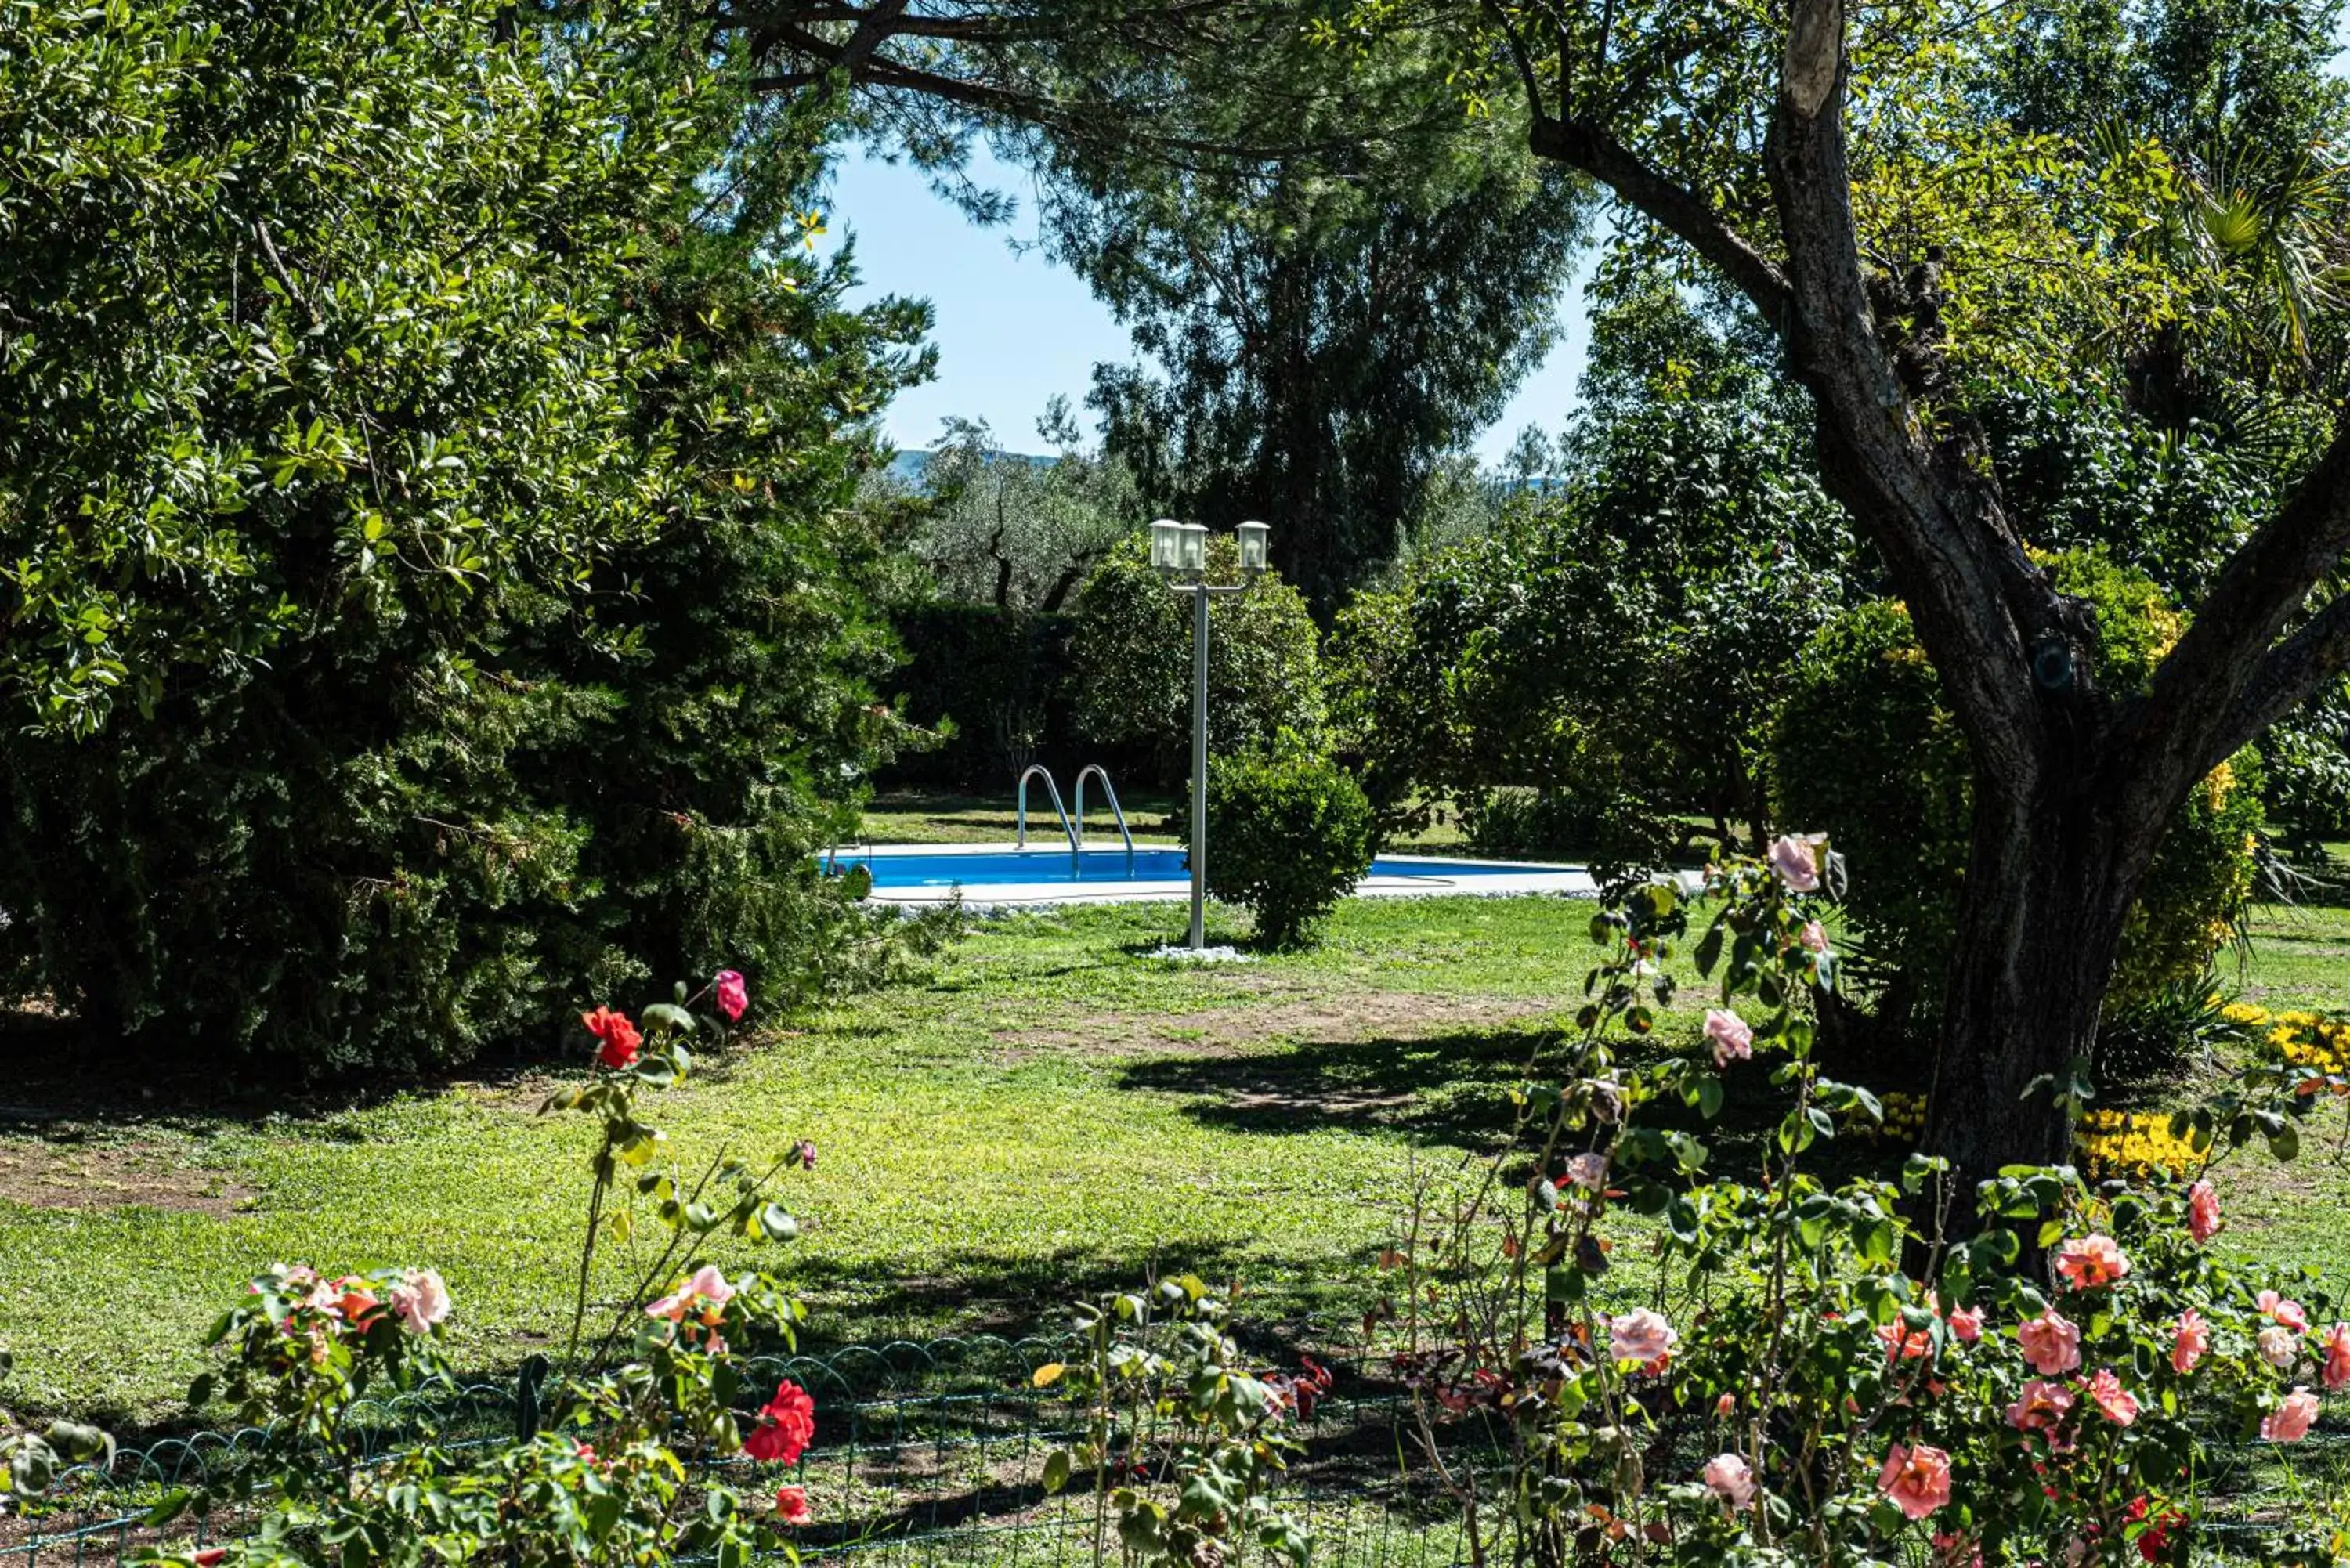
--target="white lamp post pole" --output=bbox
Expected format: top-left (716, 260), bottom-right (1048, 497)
top-left (1150, 518), bottom-right (1271, 952)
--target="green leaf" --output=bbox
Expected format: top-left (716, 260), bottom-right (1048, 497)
top-left (1692, 918), bottom-right (1724, 977)
top-left (642, 1002), bottom-right (696, 1035)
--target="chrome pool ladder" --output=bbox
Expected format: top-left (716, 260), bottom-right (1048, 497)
top-left (1015, 765), bottom-right (1080, 856)
top-left (1074, 764), bottom-right (1136, 876)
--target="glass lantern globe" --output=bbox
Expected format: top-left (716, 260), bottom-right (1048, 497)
top-left (1177, 522), bottom-right (1209, 575)
top-left (1149, 518), bottom-right (1185, 576)
top-left (1235, 520), bottom-right (1270, 575)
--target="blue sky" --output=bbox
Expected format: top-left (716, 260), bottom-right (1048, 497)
top-left (815, 145), bottom-right (1589, 464)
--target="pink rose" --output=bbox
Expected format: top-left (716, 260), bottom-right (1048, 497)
top-left (1715, 1392), bottom-right (1735, 1417)
top-left (685, 1264), bottom-right (736, 1306)
top-left (2187, 1180), bottom-right (2222, 1244)
top-left (1704, 1009), bottom-right (1754, 1067)
top-left (2018, 1308), bottom-right (2082, 1375)
top-left (1946, 1305), bottom-right (1983, 1343)
top-left (1879, 1320), bottom-right (1933, 1363)
top-left (2053, 1234), bottom-right (2129, 1290)
top-left (2259, 1324), bottom-right (2301, 1371)
top-left (2087, 1367), bottom-right (2138, 1426)
top-left (1766, 834), bottom-right (1822, 893)
top-left (1608, 1308), bottom-right (1677, 1366)
top-left (2261, 1290), bottom-right (2311, 1333)
top-left (1931, 1533), bottom-right (1985, 1568)
top-left (2262, 1388), bottom-right (2321, 1443)
top-left (388, 1268), bottom-right (450, 1335)
top-left (1799, 919), bottom-right (1829, 953)
top-left (1701, 1452), bottom-right (1758, 1511)
top-left (646, 1265), bottom-right (737, 1323)
top-left (2171, 1309), bottom-right (2209, 1375)
top-left (2005, 1378), bottom-right (2076, 1437)
top-left (1877, 1443), bottom-right (1953, 1521)
top-left (1564, 1153), bottom-right (1609, 1190)
top-left (715, 969), bottom-right (749, 1022)
top-left (2321, 1323), bottom-right (2350, 1393)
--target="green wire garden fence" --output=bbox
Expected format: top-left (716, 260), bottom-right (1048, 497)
top-left (0, 1335), bottom-right (1474, 1568)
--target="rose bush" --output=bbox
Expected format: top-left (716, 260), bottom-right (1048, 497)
top-left (1370, 852), bottom-right (2348, 1566)
top-left (1036, 1277), bottom-right (1316, 1568)
top-left (139, 970), bottom-right (826, 1566)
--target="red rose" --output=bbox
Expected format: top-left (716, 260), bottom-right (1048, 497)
top-left (583, 1006), bottom-right (642, 1070)
top-left (775, 1485), bottom-right (812, 1525)
top-left (743, 1378), bottom-right (816, 1465)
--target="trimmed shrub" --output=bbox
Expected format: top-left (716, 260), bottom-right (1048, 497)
top-left (1773, 549), bottom-right (2261, 1041)
top-left (1069, 536), bottom-right (1325, 787)
top-left (1200, 750), bottom-right (1376, 948)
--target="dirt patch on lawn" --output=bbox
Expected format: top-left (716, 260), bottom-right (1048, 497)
top-left (0, 1139), bottom-right (255, 1216)
top-left (992, 992), bottom-right (1560, 1060)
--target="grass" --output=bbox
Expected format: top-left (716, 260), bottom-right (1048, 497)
top-left (0, 896), bottom-right (1607, 1427)
top-left (4, 889), bottom-right (2349, 1445)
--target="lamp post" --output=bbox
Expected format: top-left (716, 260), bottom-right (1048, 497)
top-left (1151, 518), bottom-right (1271, 951)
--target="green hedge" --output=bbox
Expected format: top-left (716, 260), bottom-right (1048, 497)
top-left (1069, 536), bottom-right (1325, 787)
top-left (882, 605), bottom-right (1081, 790)
top-left (0, 4), bottom-right (950, 1078)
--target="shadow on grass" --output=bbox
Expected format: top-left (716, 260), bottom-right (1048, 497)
top-left (1112, 1024), bottom-right (1927, 1194)
top-left (1112, 1027), bottom-right (1558, 1148)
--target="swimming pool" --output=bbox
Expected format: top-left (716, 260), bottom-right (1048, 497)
top-left (823, 844), bottom-right (1603, 905)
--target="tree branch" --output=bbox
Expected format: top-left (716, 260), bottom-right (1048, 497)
top-left (1480, 0), bottom-right (1546, 125)
top-left (2204, 583), bottom-right (2350, 769)
top-left (252, 219), bottom-right (322, 329)
top-left (835, 0), bottom-right (914, 71)
top-left (1524, 116), bottom-right (1791, 323)
top-left (2133, 419), bottom-right (2350, 782)
top-left (1759, 0), bottom-right (2059, 782)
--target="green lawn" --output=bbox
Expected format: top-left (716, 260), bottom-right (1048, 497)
top-left (0, 896), bottom-right (1598, 1427)
top-left (3, 893), bottom-right (2347, 1436)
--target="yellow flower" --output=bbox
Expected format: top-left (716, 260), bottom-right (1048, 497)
top-left (2220, 1002), bottom-right (2271, 1028)
top-left (2076, 1110), bottom-right (2200, 1182)
top-left (2205, 760), bottom-right (2236, 811)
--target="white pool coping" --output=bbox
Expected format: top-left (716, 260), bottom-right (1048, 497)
top-left (836, 841), bottom-right (1694, 909)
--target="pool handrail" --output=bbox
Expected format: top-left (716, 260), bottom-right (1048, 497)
top-left (1072, 765), bottom-right (1137, 876)
top-left (1014, 765), bottom-right (1080, 858)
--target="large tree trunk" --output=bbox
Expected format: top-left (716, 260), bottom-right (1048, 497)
top-left (1920, 771), bottom-right (2151, 1195)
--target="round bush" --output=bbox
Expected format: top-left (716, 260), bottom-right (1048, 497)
top-left (1772, 549), bottom-right (2261, 1031)
top-left (1201, 750), bottom-right (1376, 948)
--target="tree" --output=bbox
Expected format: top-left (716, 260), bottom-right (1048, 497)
top-left (1421, 0), bottom-right (2350, 1190)
top-left (1068, 533), bottom-right (1324, 783)
top-left (1330, 282), bottom-right (1856, 868)
top-left (0, 1), bottom-right (942, 1072)
top-left (902, 403), bottom-right (1138, 613)
top-left (1066, 161), bottom-right (1588, 609)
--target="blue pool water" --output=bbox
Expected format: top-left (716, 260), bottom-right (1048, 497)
top-left (827, 848), bottom-right (1560, 889)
